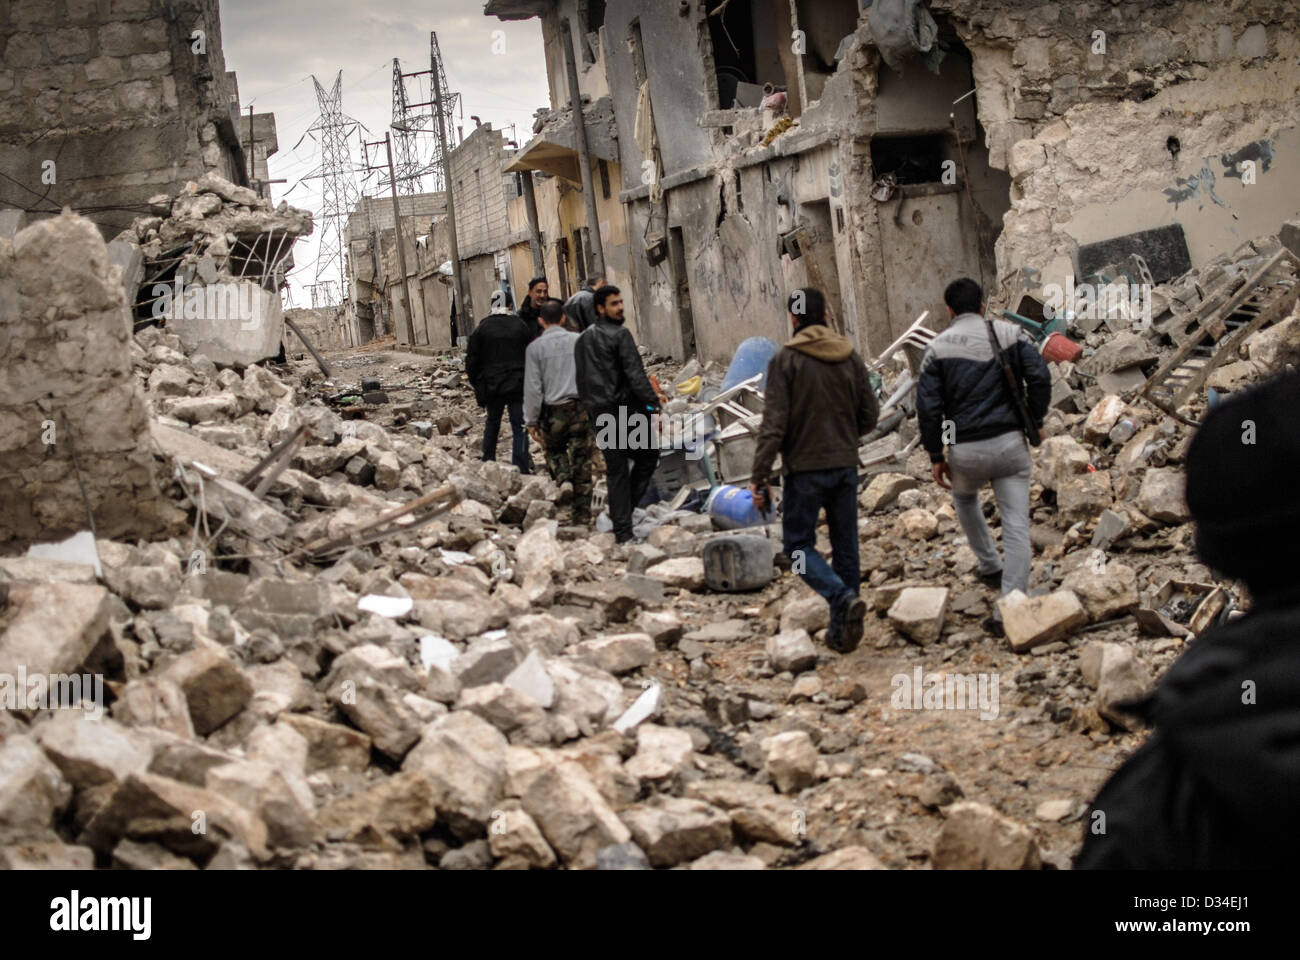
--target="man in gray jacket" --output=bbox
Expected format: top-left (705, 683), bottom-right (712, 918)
top-left (525, 299), bottom-right (596, 524)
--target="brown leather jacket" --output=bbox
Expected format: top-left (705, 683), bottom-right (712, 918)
top-left (750, 324), bottom-right (878, 484)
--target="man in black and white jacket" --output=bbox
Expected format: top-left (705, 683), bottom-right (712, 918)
top-left (916, 277), bottom-right (1051, 635)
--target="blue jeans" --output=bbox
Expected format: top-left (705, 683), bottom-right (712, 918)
top-left (483, 398), bottom-right (530, 473)
top-left (782, 466), bottom-right (860, 614)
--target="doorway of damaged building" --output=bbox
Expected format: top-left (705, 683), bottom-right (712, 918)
top-left (869, 20), bottom-right (1011, 345)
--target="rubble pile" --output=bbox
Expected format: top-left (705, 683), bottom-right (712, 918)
top-left (3, 219), bottom-right (1298, 870)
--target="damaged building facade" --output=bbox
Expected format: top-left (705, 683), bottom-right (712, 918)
top-left (487, 0), bottom-right (1300, 364)
top-left (345, 192), bottom-right (452, 349)
top-left (0, 0), bottom-right (266, 240)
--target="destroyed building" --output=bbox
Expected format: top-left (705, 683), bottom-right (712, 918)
top-left (345, 192), bottom-right (451, 348)
top-left (4, 0), bottom-right (1300, 879)
top-left (487, 0), bottom-right (1300, 363)
top-left (0, 0), bottom-right (268, 240)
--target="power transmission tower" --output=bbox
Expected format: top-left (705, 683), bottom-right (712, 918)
top-left (301, 71), bottom-right (361, 309)
top-left (391, 59), bottom-right (425, 195)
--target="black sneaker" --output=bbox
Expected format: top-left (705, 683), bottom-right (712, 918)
top-left (980, 615), bottom-right (1005, 638)
top-left (977, 569), bottom-right (1003, 590)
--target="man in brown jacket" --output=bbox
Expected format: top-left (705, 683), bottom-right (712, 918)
top-left (750, 288), bottom-right (878, 652)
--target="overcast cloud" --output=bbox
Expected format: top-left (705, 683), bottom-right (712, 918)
top-left (219, 0), bottom-right (550, 305)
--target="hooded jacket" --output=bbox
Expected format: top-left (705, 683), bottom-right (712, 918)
top-left (564, 288), bottom-right (598, 332)
top-left (1075, 586), bottom-right (1300, 869)
top-left (750, 323), bottom-right (878, 483)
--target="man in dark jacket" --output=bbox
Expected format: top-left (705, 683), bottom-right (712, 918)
top-left (916, 277), bottom-right (1051, 635)
top-left (750, 288), bottom-right (879, 652)
top-left (563, 276), bottom-right (601, 332)
top-left (1077, 370), bottom-right (1300, 869)
top-left (575, 285), bottom-right (660, 543)
top-left (518, 276), bottom-right (548, 341)
top-left (466, 296), bottom-right (533, 473)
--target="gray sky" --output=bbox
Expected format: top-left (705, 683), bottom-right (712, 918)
top-left (220, 0), bottom-right (551, 306)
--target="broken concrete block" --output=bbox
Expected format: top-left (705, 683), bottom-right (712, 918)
top-left (0, 736), bottom-right (72, 843)
top-left (932, 801), bottom-right (1041, 870)
top-left (545, 659), bottom-right (625, 735)
top-left (1035, 435), bottom-right (1092, 491)
top-left (1061, 562), bottom-right (1139, 621)
top-left (860, 472), bottom-right (919, 513)
top-left (166, 280), bottom-right (285, 368)
top-left (897, 508), bottom-right (939, 541)
top-left (887, 587), bottom-right (950, 645)
top-left (1083, 395), bottom-right (1127, 444)
top-left (1082, 641), bottom-right (1153, 730)
top-left (0, 582), bottom-right (113, 681)
top-left (636, 610), bottom-right (683, 648)
top-left (997, 589), bottom-right (1088, 652)
top-left (277, 714), bottom-right (371, 774)
top-left (520, 759), bottom-right (631, 870)
top-left (452, 635), bottom-right (519, 688)
top-left (81, 771), bottom-right (268, 862)
top-left (161, 647), bottom-right (253, 736)
top-left (205, 759), bottom-right (317, 851)
top-left (33, 714), bottom-right (151, 788)
top-left (487, 799), bottom-right (556, 869)
top-left (780, 594), bottom-right (830, 634)
top-left (573, 633), bottom-right (654, 675)
top-left (765, 629), bottom-right (817, 674)
top-left (619, 797), bottom-right (732, 868)
top-left (684, 778), bottom-right (799, 847)
top-left (513, 519), bottom-right (564, 582)
top-left (624, 724), bottom-right (695, 783)
top-left (317, 771), bottom-right (437, 846)
top-left (401, 711), bottom-right (508, 838)
top-left (456, 682), bottom-right (550, 743)
top-left (111, 677), bottom-right (195, 740)
top-left (1136, 468), bottom-right (1189, 523)
top-left (1091, 509), bottom-right (1129, 550)
top-left (1057, 470), bottom-right (1113, 524)
top-left (647, 556), bottom-right (706, 590)
top-left (761, 730), bottom-right (818, 794)
top-left (507, 613), bottom-right (579, 657)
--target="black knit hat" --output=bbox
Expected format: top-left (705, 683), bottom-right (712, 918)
top-left (1185, 370), bottom-right (1300, 594)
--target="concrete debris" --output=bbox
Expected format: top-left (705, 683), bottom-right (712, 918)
top-left (0, 196), bottom-right (1281, 873)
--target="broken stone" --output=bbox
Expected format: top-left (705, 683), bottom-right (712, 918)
top-left (161, 647), bottom-right (253, 736)
top-left (277, 714), bottom-right (371, 774)
top-left (33, 714), bottom-right (151, 788)
top-left (897, 508), bottom-right (939, 541)
top-left (0, 736), bottom-right (71, 843)
top-left (761, 731), bottom-right (818, 794)
top-left (0, 582), bottom-right (113, 679)
top-left (520, 759), bottom-right (631, 870)
top-left (573, 633), bottom-right (654, 675)
top-left (1135, 468), bottom-right (1189, 524)
top-left (316, 771), bottom-right (437, 846)
top-left (861, 472), bottom-right (919, 513)
top-left (624, 724), bottom-right (695, 782)
top-left (887, 587), bottom-right (950, 645)
top-left (619, 796), bottom-right (732, 868)
top-left (401, 711), bottom-right (507, 838)
top-left (647, 556), bottom-right (706, 590)
top-left (1061, 562), bottom-right (1140, 621)
top-left (487, 799), bottom-right (556, 869)
top-left (932, 801), bottom-right (1041, 870)
top-left (796, 846), bottom-right (886, 870)
top-left (1083, 395), bottom-right (1127, 444)
top-left (997, 589), bottom-right (1088, 652)
top-left (780, 594), bottom-right (829, 634)
top-left (765, 629), bottom-right (817, 673)
top-left (1057, 470), bottom-right (1113, 524)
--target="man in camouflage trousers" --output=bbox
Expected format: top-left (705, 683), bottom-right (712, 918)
top-left (524, 299), bottom-right (596, 523)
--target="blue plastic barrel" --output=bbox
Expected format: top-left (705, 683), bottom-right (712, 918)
top-left (720, 337), bottom-right (780, 393)
top-left (706, 484), bottom-right (775, 530)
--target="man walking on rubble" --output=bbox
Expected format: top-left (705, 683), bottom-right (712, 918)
top-left (749, 287), bottom-right (879, 653)
top-left (916, 277), bottom-right (1051, 637)
top-left (466, 291), bottom-right (533, 474)
top-left (575, 285), bottom-right (661, 544)
top-left (525, 298), bottom-right (596, 525)
top-left (1077, 370), bottom-right (1300, 869)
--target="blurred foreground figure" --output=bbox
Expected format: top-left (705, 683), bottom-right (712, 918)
top-left (1076, 371), bottom-right (1300, 869)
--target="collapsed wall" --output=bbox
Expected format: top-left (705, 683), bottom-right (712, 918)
top-left (927, 0), bottom-right (1300, 296)
top-left (0, 212), bottom-right (181, 544)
